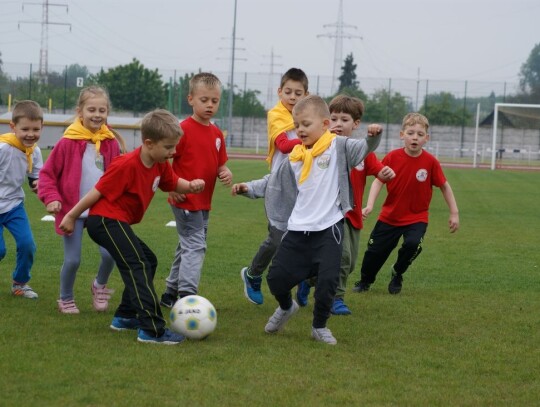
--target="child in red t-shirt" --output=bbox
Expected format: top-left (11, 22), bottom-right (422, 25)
top-left (59, 109), bottom-right (205, 345)
top-left (353, 112), bottom-right (459, 295)
top-left (160, 72), bottom-right (232, 307)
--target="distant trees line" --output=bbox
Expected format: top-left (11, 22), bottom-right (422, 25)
top-left (1, 42), bottom-right (539, 127)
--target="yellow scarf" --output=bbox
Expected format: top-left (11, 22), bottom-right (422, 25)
top-left (0, 133), bottom-right (36, 172)
top-left (63, 119), bottom-right (115, 154)
top-left (266, 101), bottom-right (295, 167)
top-left (289, 130), bottom-right (336, 184)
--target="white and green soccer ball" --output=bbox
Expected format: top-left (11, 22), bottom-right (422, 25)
top-left (170, 295), bottom-right (217, 340)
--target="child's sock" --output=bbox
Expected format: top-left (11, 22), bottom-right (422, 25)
top-left (93, 280), bottom-right (106, 289)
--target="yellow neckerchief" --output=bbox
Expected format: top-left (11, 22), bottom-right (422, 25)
top-left (63, 119), bottom-right (115, 154)
top-left (0, 133), bottom-right (36, 172)
top-left (266, 101), bottom-right (295, 167)
top-left (289, 130), bottom-right (336, 184)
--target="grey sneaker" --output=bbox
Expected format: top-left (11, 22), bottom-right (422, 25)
top-left (11, 284), bottom-right (38, 299)
top-left (311, 327), bottom-right (337, 345)
top-left (264, 300), bottom-right (299, 333)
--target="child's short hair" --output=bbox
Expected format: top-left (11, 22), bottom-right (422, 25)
top-left (189, 72), bottom-right (222, 95)
top-left (141, 109), bottom-right (183, 142)
top-left (11, 100), bottom-right (43, 124)
top-left (328, 95), bottom-right (364, 121)
top-left (293, 95), bottom-right (330, 119)
top-left (402, 113), bottom-right (429, 132)
top-left (280, 68), bottom-right (309, 92)
top-left (77, 86), bottom-right (111, 112)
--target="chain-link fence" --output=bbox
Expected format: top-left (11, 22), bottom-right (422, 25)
top-left (0, 61), bottom-right (521, 113)
top-left (2, 61), bottom-right (538, 168)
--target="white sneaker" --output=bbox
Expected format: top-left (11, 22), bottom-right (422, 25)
top-left (11, 284), bottom-right (38, 299)
top-left (311, 327), bottom-right (337, 345)
top-left (264, 300), bottom-right (299, 333)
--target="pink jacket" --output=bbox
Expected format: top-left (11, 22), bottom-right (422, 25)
top-left (38, 138), bottom-right (121, 235)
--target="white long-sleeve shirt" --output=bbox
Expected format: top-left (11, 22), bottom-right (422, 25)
top-left (0, 143), bottom-right (43, 214)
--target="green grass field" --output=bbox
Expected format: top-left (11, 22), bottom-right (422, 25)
top-left (1, 158), bottom-right (539, 406)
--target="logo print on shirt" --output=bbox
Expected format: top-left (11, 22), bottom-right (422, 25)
top-left (355, 160), bottom-right (365, 171)
top-left (317, 154), bottom-right (330, 169)
top-left (152, 176), bottom-right (161, 192)
top-left (215, 138), bottom-right (221, 151)
top-left (416, 169), bottom-right (428, 182)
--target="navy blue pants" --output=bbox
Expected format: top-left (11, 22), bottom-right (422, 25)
top-left (267, 221), bottom-right (343, 329)
top-left (360, 220), bottom-right (426, 285)
top-left (87, 215), bottom-right (166, 337)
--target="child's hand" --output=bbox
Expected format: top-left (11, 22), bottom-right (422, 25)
top-left (448, 213), bottom-right (459, 233)
top-left (378, 166), bottom-right (395, 181)
top-left (218, 167), bottom-right (233, 186)
top-left (367, 124), bottom-right (383, 137)
top-left (30, 179), bottom-right (38, 193)
top-left (169, 191), bottom-right (186, 203)
top-left (46, 201), bottom-right (61, 214)
top-left (188, 179), bottom-right (205, 194)
top-left (231, 183), bottom-right (248, 196)
top-left (59, 215), bottom-right (75, 235)
top-left (362, 206), bottom-right (373, 220)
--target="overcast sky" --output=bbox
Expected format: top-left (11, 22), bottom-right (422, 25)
top-left (0, 0), bottom-right (538, 99)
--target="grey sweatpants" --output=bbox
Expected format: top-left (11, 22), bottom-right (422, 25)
top-left (164, 206), bottom-right (209, 297)
top-left (60, 218), bottom-right (115, 301)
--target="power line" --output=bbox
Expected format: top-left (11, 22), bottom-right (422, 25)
top-left (262, 47), bottom-right (282, 109)
top-left (317, 0), bottom-right (362, 94)
top-left (19, 0), bottom-right (70, 83)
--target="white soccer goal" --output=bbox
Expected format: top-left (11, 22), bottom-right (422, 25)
top-left (489, 103), bottom-right (540, 170)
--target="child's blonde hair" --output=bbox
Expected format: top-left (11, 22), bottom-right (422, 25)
top-left (189, 72), bottom-right (222, 95)
top-left (141, 109), bottom-right (183, 142)
top-left (76, 86), bottom-right (111, 112)
top-left (12, 100), bottom-right (43, 124)
top-left (292, 95), bottom-right (330, 119)
top-left (402, 113), bottom-right (429, 132)
top-left (328, 95), bottom-right (364, 121)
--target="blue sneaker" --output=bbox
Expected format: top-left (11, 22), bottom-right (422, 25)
top-left (110, 316), bottom-right (140, 331)
top-left (330, 298), bottom-right (352, 315)
top-left (296, 281), bottom-right (311, 307)
top-left (241, 267), bottom-right (263, 305)
top-left (137, 328), bottom-right (185, 345)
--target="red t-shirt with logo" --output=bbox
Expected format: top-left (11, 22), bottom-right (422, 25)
top-left (378, 148), bottom-right (446, 226)
top-left (90, 147), bottom-right (179, 224)
top-left (168, 116), bottom-right (228, 211)
top-left (346, 152), bottom-right (384, 230)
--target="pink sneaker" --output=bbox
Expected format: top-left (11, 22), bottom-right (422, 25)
top-left (91, 283), bottom-right (114, 312)
top-left (57, 299), bottom-right (80, 314)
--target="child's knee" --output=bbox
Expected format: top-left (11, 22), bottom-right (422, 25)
top-left (17, 238), bottom-right (36, 256)
top-left (402, 238), bottom-right (422, 252)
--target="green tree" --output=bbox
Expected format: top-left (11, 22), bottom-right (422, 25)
top-left (420, 92), bottom-right (471, 126)
top-left (91, 58), bottom-right (167, 114)
top-left (0, 51), bottom-right (7, 104)
top-left (175, 73), bottom-right (194, 117)
top-left (519, 43), bottom-right (540, 103)
top-left (338, 53), bottom-right (359, 92)
top-left (364, 89), bottom-right (411, 123)
top-left (233, 89), bottom-right (266, 118)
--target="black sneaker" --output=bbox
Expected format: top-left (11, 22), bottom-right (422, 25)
top-left (388, 271), bottom-right (403, 294)
top-left (352, 281), bottom-right (370, 293)
top-left (160, 292), bottom-right (178, 308)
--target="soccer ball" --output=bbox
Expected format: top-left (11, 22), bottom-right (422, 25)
top-left (169, 295), bottom-right (217, 340)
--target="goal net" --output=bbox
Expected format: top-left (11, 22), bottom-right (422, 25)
top-left (488, 103), bottom-right (540, 170)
